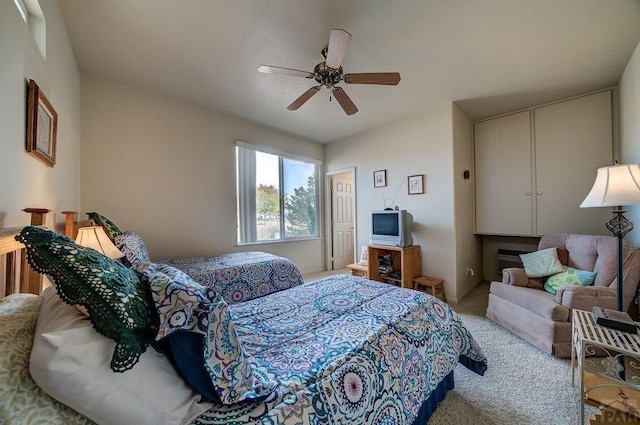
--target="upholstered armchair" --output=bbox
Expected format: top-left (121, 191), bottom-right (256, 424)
top-left (487, 234), bottom-right (640, 358)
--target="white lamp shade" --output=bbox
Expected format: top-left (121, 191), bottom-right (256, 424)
top-left (580, 164), bottom-right (640, 208)
top-left (75, 226), bottom-right (124, 259)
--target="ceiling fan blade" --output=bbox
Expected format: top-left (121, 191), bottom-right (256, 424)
top-left (332, 87), bottom-right (358, 115)
top-left (258, 65), bottom-right (314, 79)
top-left (287, 86), bottom-right (321, 111)
top-left (344, 72), bottom-right (401, 85)
top-left (325, 29), bottom-right (352, 69)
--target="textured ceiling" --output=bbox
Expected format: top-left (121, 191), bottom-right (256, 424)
top-left (57, 0), bottom-right (640, 143)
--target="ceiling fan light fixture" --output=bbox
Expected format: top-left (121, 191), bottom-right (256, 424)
top-left (258, 28), bottom-right (400, 115)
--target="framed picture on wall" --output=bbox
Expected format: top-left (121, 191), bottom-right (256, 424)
top-left (408, 174), bottom-right (425, 195)
top-left (359, 245), bottom-right (369, 265)
top-left (26, 79), bottom-right (58, 167)
top-left (374, 170), bottom-right (387, 188)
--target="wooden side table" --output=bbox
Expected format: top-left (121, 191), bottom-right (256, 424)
top-left (346, 263), bottom-right (368, 278)
top-left (413, 276), bottom-right (446, 302)
top-left (367, 244), bottom-right (421, 289)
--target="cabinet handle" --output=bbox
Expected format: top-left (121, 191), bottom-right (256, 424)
top-left (526, 192), bottom-right (531, 196)
top-left (537, 191), bottom-right (542, 195)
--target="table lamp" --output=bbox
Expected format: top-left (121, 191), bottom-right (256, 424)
top-left (580, 164), bottom-right (640, 312)
top-left (75, 226), bottom-right (124, 259)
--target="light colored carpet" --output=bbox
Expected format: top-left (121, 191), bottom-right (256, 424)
top-left (428, 282), bottom-right (597, 425)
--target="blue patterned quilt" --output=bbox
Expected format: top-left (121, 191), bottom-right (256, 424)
top-left (161, 252), bottom-right (304, 304)
top-left (191, 274), bottom-right (487, 425)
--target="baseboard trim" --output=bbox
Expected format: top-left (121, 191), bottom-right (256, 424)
top-left (454, 279), bottom-right (488, 304)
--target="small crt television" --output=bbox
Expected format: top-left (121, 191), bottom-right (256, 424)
top-left (370, 210), bottom-right (413, 247)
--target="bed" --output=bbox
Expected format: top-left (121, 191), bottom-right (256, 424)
top-left (160, 252), bottom-right (304, 304)
top-left (86, 212), bottom-right (305, 304)
top-left (0, 220), bottom-right (487, 425)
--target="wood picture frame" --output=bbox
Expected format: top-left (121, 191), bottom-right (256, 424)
top-left (26, 79), bottom-right (57, 167)
top-left (374, 170), bottom-right (387, 188)
top-left (408, 174), bottom-right (424, 195)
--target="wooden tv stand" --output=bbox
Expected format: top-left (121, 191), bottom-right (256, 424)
top-left (367, 244), bottom-right (421, 289)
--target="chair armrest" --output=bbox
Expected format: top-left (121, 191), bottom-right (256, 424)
top-left (556, 285), bottom-right (617, 311)
top-left (502, 268), bottom-right (528, 287)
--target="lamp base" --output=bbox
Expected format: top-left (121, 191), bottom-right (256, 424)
top-left (592, 307), bottom-right (637, 334)
top-left (606, 207), bottom-right (634, 238)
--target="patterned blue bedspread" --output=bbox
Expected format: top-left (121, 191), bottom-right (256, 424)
top-left (192, 274), bottom-right (487, 425)
top-left (161, 252), bottom-right (304, 304)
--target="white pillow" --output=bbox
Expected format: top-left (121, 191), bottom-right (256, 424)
top-left (519, 247), bottom-right (565, 278)
top-left (29, 287), bottom-right (213, 425)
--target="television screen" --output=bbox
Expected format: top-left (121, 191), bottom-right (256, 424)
top-left (372, 213), bottom-right (399, 236)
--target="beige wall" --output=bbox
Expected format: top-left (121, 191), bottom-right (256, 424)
top-left (80, 75), bottom-right (324, 274)
top-left (325, 105), bottom-right (468, 301)
top-left (452, 104), bottom-right (483, 297)
top-left (0, 0), bottom-right (81, 229)
top-left (619, 40), bottom-right (640, 247)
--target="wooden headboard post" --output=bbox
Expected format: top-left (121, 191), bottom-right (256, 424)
top-left (61, 211), bottom-right (93, 239)
top-left (61, 211), bottom-right (78, 239)
top-left (22, 208), bottom-right (51, 226)
top-left (22, 208), bottom-right (51, 295)
top-left (1, 208), bottom-right (94, 298)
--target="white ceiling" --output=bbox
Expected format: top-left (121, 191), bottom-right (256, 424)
top-left (57, 0), bottom-right (640, 144)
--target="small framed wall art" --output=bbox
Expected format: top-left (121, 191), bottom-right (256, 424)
top-left (359, 245), bottom-right (369, 265)
top-left (26, 79), bottom-right (58, 167)
top-left (408, 174), bottom-right (425, 195)
top-left (374, 169), bottom-right (387, 188)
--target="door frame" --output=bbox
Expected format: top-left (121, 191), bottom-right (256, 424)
top-left (325, 167), bottom-right (357, 271)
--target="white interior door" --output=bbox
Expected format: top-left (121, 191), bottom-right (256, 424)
top-left (331, 173), bottom-right (355, 269)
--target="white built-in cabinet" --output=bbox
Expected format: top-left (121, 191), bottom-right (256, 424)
top-left (474, 90), bottom-right (614, 236)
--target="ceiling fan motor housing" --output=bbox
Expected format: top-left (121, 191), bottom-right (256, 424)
top-left (313, 62), bottom-right (343, 88)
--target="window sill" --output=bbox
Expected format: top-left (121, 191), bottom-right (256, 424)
top-left (236, 236), bottom-right (321, 247)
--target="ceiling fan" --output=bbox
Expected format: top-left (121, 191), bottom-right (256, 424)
top-left (258, 29), bottom-right (401, 116)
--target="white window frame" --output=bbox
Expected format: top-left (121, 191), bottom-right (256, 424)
top-left (236, 141), bottom-right (321, 245)
top-left (13, 0), bottom-right (46, 59)
top-left (13, 0), bottom-right (28, 23)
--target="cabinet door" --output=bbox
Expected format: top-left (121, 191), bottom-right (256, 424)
top-left (474, 111), bottom-right (533, 235)
top-left (534, 90), bottom-right (613, 235)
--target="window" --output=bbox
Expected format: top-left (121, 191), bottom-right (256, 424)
top-left (13, 0), bottom-right (28, 23)
top-left (13, 0), bottom-right (46, 59)
top-left (236, 142), bottom-right (320, 244)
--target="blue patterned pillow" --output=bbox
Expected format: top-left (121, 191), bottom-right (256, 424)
top-left (115, 231), bottom-right (151, 268)
top-left (167, 332), bottom-right (219, 402)
top-left (87, 212), bottom-right (123, 241)
top-left (134, 262), bottom-right (208, 339)
top-left (544, 267), bottom-right (597, 295)
top-left (133, 262), bottom-right (277, 404)
top-left (16, 227), bottom-right (156, 372)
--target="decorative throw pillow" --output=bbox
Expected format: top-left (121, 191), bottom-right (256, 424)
top-left (167, 331), bottom-right (219, 402)
top-left (30, 287), bottom-right (213, 425)
top-left (15, 226), bottom-right (156, 372)
top-left (134, 262), bottom-right (277, 404)
top-left (519, 247), bottom-right (565, 278)
top-left (133, 262), bottom-right (208, 339)
top-left (544, 267), bottom-right (597, 295)
top-left (88, 211), bottom-right (123, 240)
top-left (115, 231), bottom-right (151, 268)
